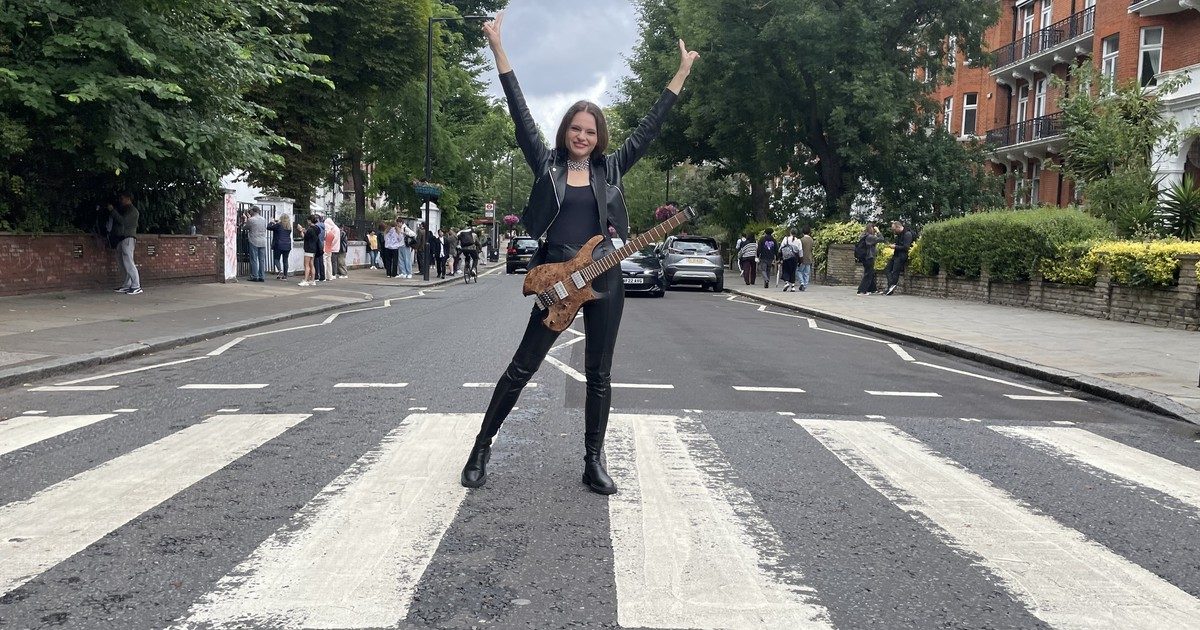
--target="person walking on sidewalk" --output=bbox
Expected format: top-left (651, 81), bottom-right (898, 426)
top-left (397, 220), bottom-right (416, 278)
top-left (779, 228), bottom-right (802, 292)
top-left (737, 233), bottom-right (757, 285)
top-left (436, 229), bottom-right (450, 279)
top-left (798, 226), bottom-right (814, 291)
top-left (108, 192), bottom-right (142, 295)
top-left (884, 219), bottom-right (914, 296)
top-left (314, 215), bottom-right (327, 282)
top-left (299, 215), bottom-right (321, 286)
top-left (243, 207), bottom-right (268, 282)
top-left (382, 222), bottom-right (400, 277)
top-left (267, 214), bottom-right (293, 280)
top-left (855, 222), bottom-right (884, 295)
top-left (757, 228), bottom-right (778, 289)
top-left (444, 227), bottom-right (460, 276)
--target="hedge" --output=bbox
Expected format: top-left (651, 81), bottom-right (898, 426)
top-left (813, 221), bottom-right (864, 273)
top-left (1039, 240), bottom-right (1200, 288)
top-left (917, 208), bottom-right (1112, 282)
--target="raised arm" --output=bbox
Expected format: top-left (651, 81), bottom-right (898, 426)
top-left (612, 39), bottom-right (700, 176)
top-left (484, 13), bottom-right (549, 171)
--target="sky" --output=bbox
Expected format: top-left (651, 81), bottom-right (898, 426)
top-left (479, 0), bottom-right (642, 138)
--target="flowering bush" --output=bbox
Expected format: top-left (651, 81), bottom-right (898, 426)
top-left (654, 204), bottom-right (678, 222)
top-left (502, 214), bottom-right (520, 226)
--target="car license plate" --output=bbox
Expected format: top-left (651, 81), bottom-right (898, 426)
top-left (685, 257), bottom-right (707, 265)
top-left (622, 277), bottom-right (642, 285)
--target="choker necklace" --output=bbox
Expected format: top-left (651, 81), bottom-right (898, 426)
top-left (566, 158), bottom-right (589, 172)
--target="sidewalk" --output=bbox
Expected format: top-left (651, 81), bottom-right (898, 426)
top-left (0, 263), bottom-right (494, 387)
top-left (723, 270), bottom-right (1200, 425)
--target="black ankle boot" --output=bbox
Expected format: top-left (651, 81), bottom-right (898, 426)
top-left (582, 442), bottom-right (617, 495)
top-left (460, 443), bottom-right (491, 488)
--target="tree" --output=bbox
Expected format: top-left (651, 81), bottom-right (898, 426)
top-left (616, 0), bottom-right (997, 222)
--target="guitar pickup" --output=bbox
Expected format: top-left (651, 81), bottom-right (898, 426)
top-left (553, 282), bottom-right (568, 300)
top-left (570, 272), bottom-right (585, 288)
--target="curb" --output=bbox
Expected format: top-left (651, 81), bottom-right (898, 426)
top-left (726, 287), bottom-right (1200, 427)
top-left (0, 274), bottom-right (465, 389)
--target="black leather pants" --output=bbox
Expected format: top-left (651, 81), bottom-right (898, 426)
top-left (473, 242), bottom-right (624, 457)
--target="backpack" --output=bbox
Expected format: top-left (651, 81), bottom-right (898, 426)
top-left (404, 231), bottom-right (417, 248)
top-left (339, 230), bottom-right (348, 252)
top-left (780, 239), bottom-right (799, 260)
top-left (853, 236), bottom-right (872, 263)
top-left (457, 230), bottom-right (478, 251)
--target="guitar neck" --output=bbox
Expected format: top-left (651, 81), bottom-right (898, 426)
top-left (582, 211), bottom-right (691, 279)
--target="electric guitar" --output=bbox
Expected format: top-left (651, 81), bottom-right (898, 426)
top-left (523, 206), bottom-right (700, 331)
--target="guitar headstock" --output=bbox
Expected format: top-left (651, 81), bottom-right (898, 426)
top-left (682, 205), bottom-right (700, 222)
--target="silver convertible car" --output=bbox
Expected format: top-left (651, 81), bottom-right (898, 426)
top-left (656, 235), bottom-right (724, 292)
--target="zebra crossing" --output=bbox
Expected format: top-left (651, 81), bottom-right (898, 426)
top-left (2, 408), bottom-right (1199, 629)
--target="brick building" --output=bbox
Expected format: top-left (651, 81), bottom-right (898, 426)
top-left (932, 0), bottom-right (1200, 207)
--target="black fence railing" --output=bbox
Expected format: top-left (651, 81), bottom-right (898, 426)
top-left (985, 111), bottom-right (1065, 148)
top-left (993, 7), bottom-right (1095, 68)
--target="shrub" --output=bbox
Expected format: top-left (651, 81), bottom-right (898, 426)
top-left (908, 240), bottom-right (932, 275)
top-left (813, 221), bottom-right (864, 272)
top-left (1085, 240), bottom-right (1200, 287)
top-left (1161, 175), bottom-right (1200, 241)
top-left (1039, 240), bottom-right (1102, 285)
top-left (918, 208), bottom-right (1112, 282)
top-left (875, 244), bottom-right (892, 271)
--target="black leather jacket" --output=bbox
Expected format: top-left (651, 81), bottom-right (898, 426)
top-left (499, 71), bottom-right (677, 266)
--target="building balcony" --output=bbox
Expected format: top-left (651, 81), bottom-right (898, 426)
top-left (1129, 0), bottom-right (1198, 16)
top-left (985, 112), bottom-right (1066, 160)
top-left (990, 7), bottom-right (1095, 86)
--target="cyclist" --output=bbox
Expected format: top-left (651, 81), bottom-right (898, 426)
top-left (457, 227), bottom-right (480, 279)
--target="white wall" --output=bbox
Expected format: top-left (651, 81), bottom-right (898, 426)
top-left (1153, 64), bottom-right (1200, 191)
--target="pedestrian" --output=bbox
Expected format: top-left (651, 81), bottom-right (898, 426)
top-left (382, 221), bottom-right (401, 277)
top-left (243, 207), bottom-right (268, 282)
top-left (425, 223), bottom-right (441, 277)
top-left (737, 232), bottom-right (757, 285)
top-left (460, 13), bottom-right (698, 495)
top-left (323, 217), bottom-right (341, 279)
top-left (779, 228), bottom-right (802, 292)
top-left (267, 214), bottom-right (293, 280)
top-left (884, 219), bottom-right (914, 296)
top-left (299, 215), bottom-right (321, 286)
top-left (108, 192), bottom-right (142, 295)
top-left (458, 226), bottom-right (480, 276)
top-left (365, 228), bottom-right (381, 270)
top-left (445, 227), bottom-right (460, 275)
top-left (798, 225), bottom-right (815, 291)
top-left (757, 228), bottom-right (778, 289)
top-left (314, 215), bottom-right (327, 282)
top-left (855, 222), bottom-right (884, 295)
top-left (397, 219), bottom-right (416, 278)
top-left (733, 233), bottom-right (747, 271)
top-left (335, 226), bottom-right (349, 278)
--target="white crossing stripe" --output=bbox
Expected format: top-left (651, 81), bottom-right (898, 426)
top-left (887, 343), bottom-right (915, 361)
top-left (21, 410), bottom-right (47, 415)
top-left (864, 390), bottom-right (941, 397)
top-left (544, 355), bottom-right (586, 382)
top-left (56, 356), bottom-right (206, 385)
top-left (216, 408), bottom-right (240, 413)
top-left (113, 408), bottom-right (138, 413)
top-left (312, 407), bottom-right (335, 412)
top-left (173, 414), bottom-right (477, 630)
top-left (0, 414), bottom-right (310, 597)
top-left (29, 385), bottom-right (118, 392)
top-left (612, 383), bottom-right (674, 389)
top-left (992, 426), bottom-right (1200, 513)
top-left (799, 420), bottom-right (1200, 629)
top-left (1005, 394), bottom-right (1083, 402)
top-left (333, 382), bottom-right (409, 388)
top-left (0, 415), bottom-right (117, 457)
top-left (607, 414), bottom-right (832, 629)
top-left (179, 384), bottom-right (268, 390)
top-left (733, 386), bottom-right (805, 393)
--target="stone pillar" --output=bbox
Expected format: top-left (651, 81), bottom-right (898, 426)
top-left (1030, 270), bottom-right (1046, 310)
top-left (1175, 254), bottom-right (1199, 330)
top-left (936, 269), bottom-right (949, 298)
top-left (980, 262), bottom-right (992, 303)
top-left (1095, 263), bottom-right (1113, 320)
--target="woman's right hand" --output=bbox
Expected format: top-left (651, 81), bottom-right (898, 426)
top-left (482, 11), bottom-right (503, 49)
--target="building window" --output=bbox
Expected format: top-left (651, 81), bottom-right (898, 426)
top-left (1139, 27), bottom-right (1163, 88)
top-left (1101, 35), bottom-right (1119, 94)
top-left (1030, 162), bottom-right (1041, 205)
top-left (1040, 0), bottom-right (1052, 30)
top-left (1021, 6), bottom-right (1036, 56)
top-left (944, 97), bottom-right (953, 133)
top-left (962, 93), bottom-right (978, 137)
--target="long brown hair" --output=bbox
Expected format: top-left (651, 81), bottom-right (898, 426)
top-left (555, 101), bottom-right (609, 159)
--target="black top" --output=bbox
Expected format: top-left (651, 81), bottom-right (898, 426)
top-left (547, 184), bottom-right (601, 246)
top-left (303, 224), bottom-right (321, 254)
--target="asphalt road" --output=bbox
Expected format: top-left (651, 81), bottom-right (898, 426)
top-left (2, 269), bottom-right (1200, 630)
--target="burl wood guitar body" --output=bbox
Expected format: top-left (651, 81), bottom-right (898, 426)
top-left (521, 235), bottom-right (604, 332)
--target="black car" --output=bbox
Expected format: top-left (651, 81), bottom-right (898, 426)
top-left (614, 238), bottom-right (665, 296)
top-left (505, 236), bottom-right (539, 274)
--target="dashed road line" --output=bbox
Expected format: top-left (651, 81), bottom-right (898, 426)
top-left (1052, 420), bottom-right (1076, 425)
top-left (865, 415), bottom-right (887, 419)
top-left (865, 390), bottom-right (941, 397)
top-left (888, 343), bottom-right (915, 361)
top-left (1006, 394), bottom-right (1083, 402)
top-left (30, 385), bottom-right (119, 392)
top-left (333, 383), bottom-right (409, 389)
top-left (462, 382), bottom-right (537, 388)
top-left (179, 384), bottom-right (268, 390)
top-left (21, 410), bottom-right (47, 415)
top-left (217, 408), bottom-right (240, 413)
top-left (776, 411), bottom-right (795, 416)
top-left (56, 357), bottom-right (207, 385)
top-left (113, 408), bottom-right (138, 413)
top-left (733, 386), bottom-right (805, 393)
top-left (613, 383), bottom-right (674, 389)
top-left (312, 407), bottom-right (335, 412)
top-left (913, 361), bottom-right (1058, 395)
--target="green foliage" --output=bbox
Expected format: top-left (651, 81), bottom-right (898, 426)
top-left (917, 208), bottom-right (1113, 281)
top-left (1161, 175), bottom-right (1200, 241)
top-left (1039, 240), bottom-right (1101, 285)
top-left (812, 220), bottom-right (864, 273)
top-left (1086, 240), bottom-right (1200, 287)
top-left (908, 239), bottom-right (932, 275)
top-left (872, 133), bottom-right (1003, 227)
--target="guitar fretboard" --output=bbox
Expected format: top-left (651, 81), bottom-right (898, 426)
top-left (576, 210), bottom-right (691, 284)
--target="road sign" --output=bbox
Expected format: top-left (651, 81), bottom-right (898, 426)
top-left (484, 202), bottom-right (495, 218)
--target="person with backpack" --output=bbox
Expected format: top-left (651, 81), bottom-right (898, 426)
top-left (457, 226), bottom-right (480, 277)
top-left (757, 228), bottom-right (779, 289)
top-left (737, 232), bottom-right (757, 285)
top-left (884, 219), bottom-right (915, 296)
top-left (779, 228), bottom-right (803, 292)
top-left (398, 220), bottom-right (417, 278)
top-left (855, 222), bottom-right (885, 295)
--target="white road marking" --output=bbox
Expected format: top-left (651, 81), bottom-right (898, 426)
top-left (549, 335), bottom-right (586, 352)
top-left (30, 385), bottom-right (118, 392)
top-left (217, 408), bottom-right (239, 413)
top-left (865, 390), bottom-right (941, 397)
top-left (333, 383), bottom-right (409, 388)
top-left (544, 355), bottom-right (586, 382)
top-left (607, 414), bottom-right (832, 629)
top-left (0, 414), bottom-right (117, 457)
top-left (179, 384), bottom-right (268, 390)
top-left (776, 411), bottom-right (795, 416)
top-left (887, 343), bottom-right (915, 361)
top-left (913, 361), bottom-right (1058, 395)
top-left (1052, 420), bottom-right (1076, 425)
top-left (0, 413), bottom-right (310, 597)
top-left (564, 326), bottom-right (585, 337)
top-left (799, 420), bottom-right (1200, 629)
top-left (113, 408), bottom-right (138, 413)
top-left (960, 418), bottom-right (982, 423)
top-left (407, 407), bottom-right (427, 411)
top-left (613, 383), bottom-right (674, 389)
top-left (172, 413), bottom-right (476, 630)
top-left (207, 337), bottom-right (247, 357)
top-left (865, 415), bottom-right (887, 420)
top-left (992, 426), bottom-right (1200, 514)
top-left (733, 386), bottom-right (806, 393)
top-left (55, 357), bottom-right (206, 385)
top-left (462, 382), bottom-right (537, 388)
top-left (312, 407), bottom-right (335, 412)
top-left (1006, 394), bottom-right (1083, 402)
top-left (21, 410), bottom-right (47, 415)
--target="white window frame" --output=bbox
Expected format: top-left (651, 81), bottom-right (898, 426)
top-left (1101, 35), bottom-right (1119, 94)
top-left (961, 93), bottom-right (978, 137)
top-left (944, 96), bottom-right (954, 133)
top-left (1040, 0), bottom-right (1053, 30)
top-left (1139, 27), bottom-right (1163, 88)
top-left (1029, 161), bottom-right (1041, 206)
top-left (1021, 6), bottom-right (1036, 56)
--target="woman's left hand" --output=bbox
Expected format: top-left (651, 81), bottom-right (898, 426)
top-left (678, 39), bottom-right (700, 75)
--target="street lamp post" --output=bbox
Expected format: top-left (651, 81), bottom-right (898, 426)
top-left (424, 13), bottom-right (487, 280)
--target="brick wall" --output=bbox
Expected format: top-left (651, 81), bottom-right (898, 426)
top-left (0, 233), bottom-right (221, 297)
top-left (823, 244), bottom-right (860, 285)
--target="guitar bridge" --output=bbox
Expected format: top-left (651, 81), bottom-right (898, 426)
top-left (571, 271), bottom-right (585, 289)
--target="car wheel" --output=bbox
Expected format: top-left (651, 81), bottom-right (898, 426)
top-left (663, 276), bottom-right (672, 291)
top-left (506, 264), bottom-right (515, 274)
top-left (714, 277), bottom-right (724, 292)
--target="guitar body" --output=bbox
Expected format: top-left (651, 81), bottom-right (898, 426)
top-left (522, 235), bottom-right (605, 332)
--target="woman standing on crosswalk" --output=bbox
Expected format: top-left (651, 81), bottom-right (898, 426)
top-left (460, 12), bottom-right (699, 495)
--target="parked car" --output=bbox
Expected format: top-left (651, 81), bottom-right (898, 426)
top-left (506, 236), bottom-right (539, 273)
top-left (658, 235), bottom-right (723, 292)
top-left (613, 238), bottom-right (665, 296)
